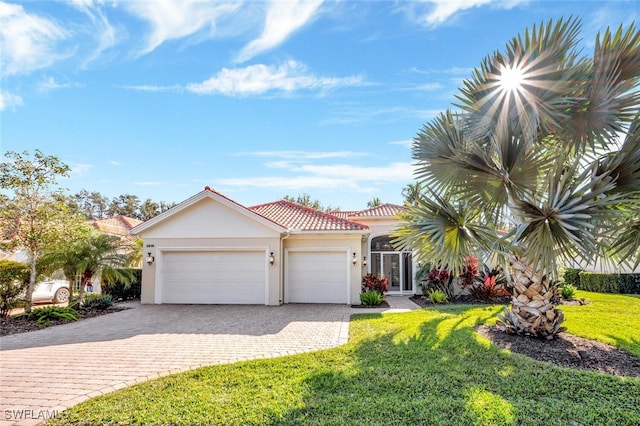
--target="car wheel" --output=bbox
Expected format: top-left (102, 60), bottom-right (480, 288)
top-left (53, 287), bottom-right (70, 304)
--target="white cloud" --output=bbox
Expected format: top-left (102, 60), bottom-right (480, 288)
top-left (69, 163), bottom-right (94, 176)
top-left (135, 181), bottom-right (167, 186)
top-left (403, 0), bottom-right (527, 27)
top-left (214, 162), bottom-right (414, 192)
top-left (0, 91), bottom-right (23, 111)
top-left (216, 175), bottom-right (347, 190)
top-left (0, 1), bottom-right (69, 76)
top-left (389, 140), bottom-right (413, 148)
top-left (238, 150), bottom-right (369, 159)
top-left (108, 160), bottom-right (123, 166)
top-left (117, 84), bottom-right (183, 93)
top-left (122, 0), bottom-right (242, 55)
top-left (294, 162), bottom-right (413, 182)
top-left (68, 0), bottom-right (119, 66)
top-left (37, 77), bottom-right (84, 93)
top-left (235, 0), bottom-right (324, 63)
top-left (186, 60), bottom-right (365, 96)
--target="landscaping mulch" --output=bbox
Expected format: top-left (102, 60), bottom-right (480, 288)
top-left (476, 325), bottom-right (640, 377)
top-left (0, 306), bottom-right (128, 337)
top-left (351, 301), bottom-right (390, 308)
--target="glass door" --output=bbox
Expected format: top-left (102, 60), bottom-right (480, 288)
top-left (371, 252), bottom-right (401, 293)
top-left (383, 253), bottom-right (400, 292)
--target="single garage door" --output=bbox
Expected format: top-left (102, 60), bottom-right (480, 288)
top-left (160, 251), bottom-right (266, 304)
top-left (286, 250), bottom-right (349, 303)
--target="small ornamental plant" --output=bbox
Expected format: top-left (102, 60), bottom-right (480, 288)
top-left (427, 289), bottom-right (448, 304)
top-left (360, 290), bottom-right (384, 306)
top-left (560, 284), bottom-right (577, 300)
top-left (362, 273), bottom-right (388, 295)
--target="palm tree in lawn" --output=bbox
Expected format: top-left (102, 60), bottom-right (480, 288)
top-left (41, 233), bottom-right (136, 303)
top-left (393, 17), bottom-right (640, 338)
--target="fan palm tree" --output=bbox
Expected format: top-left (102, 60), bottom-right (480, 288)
top-left (41, 233), bottom-right (137, 302)
top-left (394, 17), bottom-right (640, 339)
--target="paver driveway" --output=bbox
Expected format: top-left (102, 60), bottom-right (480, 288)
top-left (0, 298), bottom-right (417, 425)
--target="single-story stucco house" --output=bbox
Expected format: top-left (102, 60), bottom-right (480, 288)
top-left (130, 187), bottom-right (415, 305)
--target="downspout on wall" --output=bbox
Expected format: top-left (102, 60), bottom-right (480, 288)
top-left (279, 230), bottom-right (291, 304)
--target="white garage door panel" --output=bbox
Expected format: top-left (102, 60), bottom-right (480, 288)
top-left (161, 251), bottom-right (265, 304)
top-left (287, 251), bottom-right (348, 303)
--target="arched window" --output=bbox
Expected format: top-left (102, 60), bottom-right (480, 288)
top-left (371, 235), bottom-right (394, 251)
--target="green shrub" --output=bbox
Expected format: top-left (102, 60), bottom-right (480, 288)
top-left (360, 290), bottom-right (384, 306)
top-left (560, 284), bottom-right (577, 299)
top-left (563, 268), bottom-right (582, 287)
top-left (26, 306), bottom-right (79, 327)
top-left (0, 260), bottom-right (29, 318)
top-left (102, 269), bottom-right (141, 300)
top-left (579, 272), bottom-right (640, 294)
top-left (578, 272), bottom-right (640, 294)
top-left (82, 293), bottom-right (114, 310)
top-left (428, 289), bottom-right (448, 304)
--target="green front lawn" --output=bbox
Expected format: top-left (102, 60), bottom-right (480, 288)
top-left (561, 291), bottom-right (640, 357)
top-left (51, 292), bottom-right (640, 425)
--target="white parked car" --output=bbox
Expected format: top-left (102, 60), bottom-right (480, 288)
top-left (31, 279), bottom-right (71, 304)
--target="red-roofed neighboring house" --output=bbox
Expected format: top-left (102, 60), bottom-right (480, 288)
top-left (130, 188), bottom-right (415, 306)
top-left (90, 215), bottom-right (143, 240)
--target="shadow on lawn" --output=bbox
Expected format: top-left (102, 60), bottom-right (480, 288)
top-left (271, 308), bottom-right (640, 426)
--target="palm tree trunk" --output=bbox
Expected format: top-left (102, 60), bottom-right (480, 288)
top-left (496, 257), bottom-right (566, 339)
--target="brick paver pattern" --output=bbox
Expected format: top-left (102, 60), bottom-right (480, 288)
top-left (0, 297), bottom-right (418, 426)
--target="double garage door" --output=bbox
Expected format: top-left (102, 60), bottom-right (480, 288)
top-left (158, 249), bottom-right (350, 304)
top-left (160, 251), bottom-right (266, 304)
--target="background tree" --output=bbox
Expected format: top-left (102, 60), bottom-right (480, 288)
top-left (66, 190), bottom-right (174, 220)
top-left (367, 197), bottom-right (382, 208)
top-left (108, 194), bottom-right (141, 218)
top-left (41, 233), bottom-right (136, 303)
top-left (0, 150), bottom-right (86, 312)
top-left (283, 193), bottom-right (336, 212)
top-left (394, 18), bottom-right (640, 338)
top-left (0, 260), bottom-right (29, 317)
top-left (401, 183), bottom-right (423, 206)
top-left (139, 199), bottom-right (160, 220)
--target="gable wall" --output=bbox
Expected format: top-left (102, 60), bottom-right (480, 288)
top-left (137, 197), bottom-right (281, 239)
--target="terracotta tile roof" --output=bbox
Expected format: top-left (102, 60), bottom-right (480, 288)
top-left (91, 215), bottom-right (143, 237)
top-left (249, 201), bottom-right (368, 231)
top-left (350, 203), bottom-right (407, 218)
top-left (329, 210), bottom-right (360, 220)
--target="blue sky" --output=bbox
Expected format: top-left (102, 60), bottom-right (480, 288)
top-left (1, 0), bottom-right (638, 210)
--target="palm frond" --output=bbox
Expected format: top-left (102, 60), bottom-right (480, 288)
top-left (392, 190), bottom-right (503, 275)
top-left (607, 212), bottom-right (640, 270)
top-left (511, 159), bottom-right (623, 277)
top-left (559, 23), bottom-right (640, 152)
top-left (455, 17), bottom-right (584, 143)
top-left (596, 116), bottom-right (640, 194)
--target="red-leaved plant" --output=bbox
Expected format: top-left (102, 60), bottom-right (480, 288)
top-left (459, 255), bottom-right (479, 288)
top-left (469, 272), bottom-right (510, 301)
top-left (362, 273), bottom-right (388, 294)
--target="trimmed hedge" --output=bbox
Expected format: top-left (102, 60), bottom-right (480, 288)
top-left (563, 268), bottom-right (582, 287)
top-left (101, 269), bottom-right (141, 301)
top-left (578, 271), bottom-right (640, 294)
